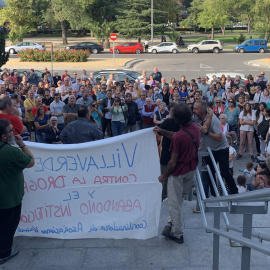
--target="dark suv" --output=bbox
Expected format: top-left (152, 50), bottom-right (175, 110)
top-left (66, 42), bottom-right (104, 54)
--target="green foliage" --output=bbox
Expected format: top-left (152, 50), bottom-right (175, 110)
top-left (8, 26), bottom-right (35, 44)
top-left (116, 0), bottom-right (167, 40)
top-left (233, 34), bottom-right (246, 45)
top-left (195, 36), bottom-right (205, 43)
top-left (0, 29), bottom-right (9, 68)
top-left (0, 0), bottom-right (38, 33)
top-left (18, 49), bottom-right (90, 62)
top-left (167, 31), bottom-right (179, 43)
top-left (89, 22), bottom-right (102, 44)
top-left (254, 0), bottom-right (270, 40)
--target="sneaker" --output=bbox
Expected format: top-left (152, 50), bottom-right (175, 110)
top-left (169, 235), bottom-right (184, 244)
top-left (236, 154), bottom-right (242, 160)
top-left (251, 155), bottom-right (255, 162)
top-left (161, 225), bottom-right (172, 237)
top-left (0, 248), bottom-right (19, 265)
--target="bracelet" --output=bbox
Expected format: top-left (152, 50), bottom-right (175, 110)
top-left (19, 144), bottom-right (26, 149)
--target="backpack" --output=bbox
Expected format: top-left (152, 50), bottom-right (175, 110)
top-left (257, 116), bottom-right (270, 140)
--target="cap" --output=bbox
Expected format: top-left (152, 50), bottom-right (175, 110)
top-left (259, 162), bottom-right (267, 169)
top-left (249, 77), bottom-right (254, 80)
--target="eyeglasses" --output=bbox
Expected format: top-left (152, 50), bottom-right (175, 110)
top-left (73, 74), bottom-right (77, 75)
top-left (216, 102), bottom-right (221, 104)
top-left (6, 128), bottom-right (14, 134)
top-left (227, 88), bottom-right (231, 89)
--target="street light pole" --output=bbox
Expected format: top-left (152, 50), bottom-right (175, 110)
top-left (151, 0), bottom-right (153, 45)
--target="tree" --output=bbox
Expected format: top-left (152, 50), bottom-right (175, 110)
top-left (254, 0), bottom-right (270, 40)
top-left (116, 0), bottom-right (167, 41)
top-left (0, 28), bottom-right (9, 68)
top-left (0, 0), bottom-right (39, 42)
top-left (197, 0), bottom-right (230, 39)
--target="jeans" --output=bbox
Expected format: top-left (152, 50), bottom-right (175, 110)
top-left (102, 118), bottom-right (112, 137)
top-left (36, 133), bottom-right (45, 143)
top-left (204, 147), bottom-right (238, 196)
top-left (0, 203), bottom-right (22, 258)
top-left (124, 124), bottom-right (137, 133)
top-left (111, 121), bottom-right (125, 136)
top-left (239, 130), bottom-right (254, 156)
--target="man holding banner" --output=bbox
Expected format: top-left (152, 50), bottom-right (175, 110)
top-left (156, 103), bottom-right (200, 244)
top-left (0, 119), bottom-right (35, 265)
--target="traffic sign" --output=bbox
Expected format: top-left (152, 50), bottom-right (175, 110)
top-left (110, 33), bottom-right (118, 41)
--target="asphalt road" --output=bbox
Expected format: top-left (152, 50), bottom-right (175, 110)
top-left (10, 51), bottom-right (270, 80)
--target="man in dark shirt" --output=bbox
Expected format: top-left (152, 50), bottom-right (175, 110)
top-left (60, 105), bottom-right (103, 144)
top-left (245, 77), bottom-right (257, 100)
top-left (42, 89), bottom-right (54, 110)
top-left (124, 92), bottom-right (139, 133)
top-left (155, 103), bottom-right (200, 244)
top-left (151, 67), bottom-right (162, 83)
top-left (159, 102), bottom-right (180, 201)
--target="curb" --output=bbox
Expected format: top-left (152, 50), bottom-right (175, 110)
top-left (245, 60), bottom-right (270, 69)
top-left (122, 59), bottom-right (145, 69)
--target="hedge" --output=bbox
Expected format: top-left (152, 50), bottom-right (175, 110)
top-left (18, 49), bottom-right (90, 62)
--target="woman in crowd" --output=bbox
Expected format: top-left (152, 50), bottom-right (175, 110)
top-left (12, 94), bottom-right (27, 125)
top-left (237, 102), bottom-right (256, 161)
top-left (222, 86), bottom-right (232, 101)
top-left (255, 102), bottom-right (267, 157)
top-left (44, 116), bottom-right (61, 144)
top-left (248, 162), bottom-right (270, 190)
top-left (161, 85), bottom-right (170, 106)
top-left (179, 84), bottom-right (188, 103)
top-left (90, 100), bottom-right (103, 128)
top-left (257, 107), bottom-right (270, 161)
top-left (260, 89), bottom-right (270, 105)
top-left (213, 98), bottom-right (226, 117)
top-left (169, 78), bottom-right (176, 88)
top-left (237, 95), bottom-right (245, 111)
top-left (34, 105), bottom-right (50, 143)
top-left (219, 114), bottom-right (229, 135)
top-left (142, 97), bottom-right (155, 129)
top-left (147, 75), bottom-right (156, 86)
top-left (111, 98), bottom-right (127, 136)
top-left (153, 102), bottom-right (169, 126)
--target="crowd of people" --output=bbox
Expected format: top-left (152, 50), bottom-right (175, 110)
top-left (1, 65), bottom-right (270, 255)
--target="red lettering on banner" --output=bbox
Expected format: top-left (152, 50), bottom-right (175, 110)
top-left (24, 176), bottom-right (66, 193)
top-left (94, 174), bottom-right (137, 185)
top-left (79, 199), bottom-right (142, 215)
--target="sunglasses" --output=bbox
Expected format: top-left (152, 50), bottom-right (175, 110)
top-left (216, 102), bottom-right (221, 104)
top-left (229, 101), bottom-right (233, 103)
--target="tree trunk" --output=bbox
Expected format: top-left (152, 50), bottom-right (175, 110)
top-left (221, 27), bottom-right (225, 35)
top-left (211, 26), bottom-right (214, 40)
top-left (90, 30), bottom-right (94, 38)
top-left (104, 39), bottom-right (110, 49)
top-left (247, 18), bottom-right (251, 34)
top-left (61, 21), bottom-right (68, 45)
top-left (138, 37), bottom-right (141, 43)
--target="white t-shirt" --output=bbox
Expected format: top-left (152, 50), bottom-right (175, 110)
top-left (239, 111), bottom-right (256, 132)
top-left (244, 169), bottom-right (256, 184)
top-left (229, 146), bottom-right (236, 168)
top-left (237, 185), bottom-right (248, 193)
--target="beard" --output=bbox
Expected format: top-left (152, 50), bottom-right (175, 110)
top-left (7, 134), bottom-right (16, 146)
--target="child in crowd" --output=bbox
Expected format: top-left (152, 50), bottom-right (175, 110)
top-left (244, 161), bottom-right (256, 186)
top-left (227, 135), bottom-right (236, 176)
top-left (236, 175), bottom-right (248, 193)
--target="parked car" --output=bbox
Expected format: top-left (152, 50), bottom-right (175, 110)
top-left (206, 72), bottom-right (247, 84)
top-left (234, 39), bottom-right (267, 53)
top-left (66, 42), bottom-right (104, 54)
top-left (187, 40), bottom-right (223, 53)
top-left (110, 42), bottom-right (143, 54)
top-left (93, 70), bottom-right (141, 85)
top-left (5, 42), bottom-right (46, 54)
top-left (148, 42), bottom-right (179, 54)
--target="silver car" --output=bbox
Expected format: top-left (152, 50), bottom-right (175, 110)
top-left (5, 42), bottom-right (46, 54)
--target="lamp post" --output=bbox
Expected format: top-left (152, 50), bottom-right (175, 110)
top-left (151, 0), bottom-right (153, 45)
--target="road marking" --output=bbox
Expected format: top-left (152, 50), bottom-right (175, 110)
top-left (206, 70), bottom-right (215, 72)
top-left (220, 70), bottom-right (230, 72)
top-left (234, 70), bottom-right (244, 71)
top-left (249, 70), bottom-right (259, 72)
top-left (200, 63), bottom-right (213, 69)
top-left (191, 70), bottom-right (201, 71)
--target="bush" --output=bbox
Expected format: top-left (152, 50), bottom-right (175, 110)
top-left (18, 49), bottom-right (90, 62)
top-left (233, 34), bottom-right (246, 45)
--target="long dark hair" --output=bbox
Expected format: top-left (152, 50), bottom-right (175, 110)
top-left (243, 103), bottom-right (252, 116)
top-left (255, 102), bottom-right (266, 119)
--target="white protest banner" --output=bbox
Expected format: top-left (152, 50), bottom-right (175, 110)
top-left (16, 129), bottom-right (162, 239)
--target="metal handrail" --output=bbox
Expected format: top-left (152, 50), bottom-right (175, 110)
top-left (193, 147), bottom-right (270, 270)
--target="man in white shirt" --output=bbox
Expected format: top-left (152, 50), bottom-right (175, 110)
top-left (137, 70), bottom-right (148, 84)
top-left (81, 69), bottom-right (90, 80)
top-left (50, 93), bottom-right (65, 131)
top-left (253, 86), bottom-right (262, 108)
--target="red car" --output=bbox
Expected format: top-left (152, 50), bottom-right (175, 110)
top-left (110, 42), bottom-right (143, 54)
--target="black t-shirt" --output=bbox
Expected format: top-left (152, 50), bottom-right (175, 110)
top-left (246, 82), bottom-right (257, 100)
top-left (42, 97), bottom-right (54, 106)
top-left (160, 118), bottom-right (180, 165)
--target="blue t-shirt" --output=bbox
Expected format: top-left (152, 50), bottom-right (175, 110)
top-left (92, 109), bottom-right (102, 127)
top-left (34, 114), bottom-right (50, 135)
top-left (179, 91), bottom-right (188, 101)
